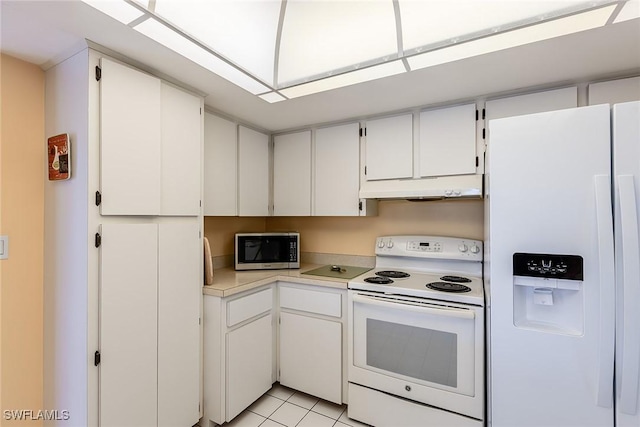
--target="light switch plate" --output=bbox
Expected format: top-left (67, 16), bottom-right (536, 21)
top-left (0, 235), bottom-right (8, 260)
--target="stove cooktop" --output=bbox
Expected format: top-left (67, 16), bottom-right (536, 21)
top-left (349, 268), bottom-right (484, 306)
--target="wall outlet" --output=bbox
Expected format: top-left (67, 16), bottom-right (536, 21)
top-left (0, 235), bottom-right (8, 260)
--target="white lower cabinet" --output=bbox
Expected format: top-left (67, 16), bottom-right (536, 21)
top-left (278, 283), bottom-right (346, 404)
top-left (227, 314), bottom-right (274, 420)
top-left (279, 312), bottom-right (342, 403)
top-left (204, 281), bottom-right (347, 425)
top-left (204, 286), bottom-right (276, 425)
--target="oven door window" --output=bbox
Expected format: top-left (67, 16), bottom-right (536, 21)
top-left (352, 294), bottom-right (477, 396)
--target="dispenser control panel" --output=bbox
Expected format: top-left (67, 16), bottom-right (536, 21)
top-left (513, 253), bottom-right (583, 280)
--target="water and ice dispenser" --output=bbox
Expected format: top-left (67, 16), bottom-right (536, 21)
top-left (512, 253), bottom-right (584, 335)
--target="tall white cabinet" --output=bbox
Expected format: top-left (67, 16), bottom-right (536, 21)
top-left (44, 48), bottom-right (203, 427)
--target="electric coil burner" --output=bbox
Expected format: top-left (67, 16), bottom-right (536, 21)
top-left (427, 281), bottom-right (472, 293)
top-left (376, 270), bottom-right (410, 279)
top-left (440, 275), bottom-right (472, 283)
top-left (364, 276), bottom-right (394, 284)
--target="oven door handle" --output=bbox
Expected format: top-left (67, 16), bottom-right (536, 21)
top-left (352, 293), bottom-right (475, 320)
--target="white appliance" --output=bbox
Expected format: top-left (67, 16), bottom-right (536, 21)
top-left (347, 235), bottom-right (485, 427)
top-left (485, 101), bottom-right (640, 427)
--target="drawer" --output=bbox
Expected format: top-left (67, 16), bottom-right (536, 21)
top-left (279, 286), bottom-right (342, 318)
top-left (227, 287), bottom-right (273, 327)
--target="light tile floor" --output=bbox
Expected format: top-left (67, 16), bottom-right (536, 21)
top-left (220, 383), bottom-right (370, 427)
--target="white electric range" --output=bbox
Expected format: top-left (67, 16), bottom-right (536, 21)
top-left (347, 235), bottom-right (485, 427)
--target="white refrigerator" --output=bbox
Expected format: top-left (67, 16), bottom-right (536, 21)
top-left (485, 101), bottom-right (640, 427)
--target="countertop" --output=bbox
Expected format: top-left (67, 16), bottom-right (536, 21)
top-left (203, 263), bottom-right (365, 297)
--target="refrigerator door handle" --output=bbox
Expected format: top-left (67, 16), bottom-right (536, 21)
top-left (595, 175), bottom-right (615, 408)
top-left (618, 175), bottom-right (640, 415)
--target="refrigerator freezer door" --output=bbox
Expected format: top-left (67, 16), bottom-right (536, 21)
top-left (613, 101), bottom-right (640, 427)
top-left (487, 104), bottom-right (614, 427)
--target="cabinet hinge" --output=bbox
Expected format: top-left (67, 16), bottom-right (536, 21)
top-left (482, 108), bottom-right (486, 120)
top-left (476, 156), bottom-right (479, 167)
top-left (95, 233), bottom-right (101, 248)
top-left (200, 108), bottom-right (202, 115)
top-left (359, 201), bottom-right (363, 211)
top-left (359, 127), bottom-right (367, 137)
top-left (95, 190), bottom-right (102, 206)
top-left (199, 317), bottom-right (202, 325)
top-left (200, 200), bottom-right (202, 207)
top-left (364, 166), bottom-right (367, 175)
top-left (475, 110), bottom-right (479, 121)
top-left (482, 128), bottom-right (486, 139)
top-left (94, 351), bottom-right (101, 366)
top-left (95, 66), bottom-right (101, 81)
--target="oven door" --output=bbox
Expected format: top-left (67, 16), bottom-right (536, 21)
top-left (348, 290), bottom-right (484, 420)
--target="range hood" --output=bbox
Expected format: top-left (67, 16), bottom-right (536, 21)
top-left (359, 174), bottom-right (483, 200)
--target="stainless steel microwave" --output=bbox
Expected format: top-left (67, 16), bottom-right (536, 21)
top-left (234, 232), bottom-right (300, 270)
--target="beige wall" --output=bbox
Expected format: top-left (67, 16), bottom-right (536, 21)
top-left (0, 54), bottom-right (45, 426)
top-left (205, 199), bottom-right (484, 257)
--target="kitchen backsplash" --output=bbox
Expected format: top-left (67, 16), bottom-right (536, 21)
top-left (205, 199), bottom-right (483, 258)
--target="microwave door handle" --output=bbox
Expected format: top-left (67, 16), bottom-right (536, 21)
top-left (352, 293), bottom-right (475, 320)
top-left (594, 175), bottom-right (616, 409)
top-left (618, 175), bottom-right (640, 415)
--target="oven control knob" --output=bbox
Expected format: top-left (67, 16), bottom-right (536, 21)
top-left (470, 245), bottom-right (480, 254)
top-left (459, 244), bottom-right (468, 253)
top-left (378, 240), bottom-right (385, 248)
top-left (405, 385), bottom-right (411, 392)
top-left (387, 240), bottom-right (394, 248)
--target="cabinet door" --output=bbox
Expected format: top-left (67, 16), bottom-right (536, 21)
top-left (160, 83), bottom-right (202, 216)
top-left (158, 222), bottom-right (201, 426)
top-left (226, 314), bottom-right (273, 421)
top-left (100, 57), bottom-right (161, 215)
top-left (274, 131), bottom-right (311, 216)
top-left (589, 77), bottom-right (640, 105)
top-left (238, 126), bottom-right (269, 216)
top-left (279, 312), bottom-right (342, 404)
top-left (485, 87), bottom-right (578, 122)
top-left (100, 223), bottom-right (158, 427)
top-left (365, 114), bottom-right (413, 181)
top-left (315, 123), bottom-right (360, 216)
top-left (204, 113), bottom-right (237, 216)
top-left (419, 103), bottom-right (476, 177)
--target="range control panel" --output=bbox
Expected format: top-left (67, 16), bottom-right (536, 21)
top-left (513, 253), bottom-right (583, 280)
top-left (375, 236), bottom-right (483, 261)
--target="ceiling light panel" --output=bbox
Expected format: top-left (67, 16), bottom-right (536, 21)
top-left (280, 60), bottom-right (406, 99)
top-left (400, 0), bottom-right (607, 53)
top-left (278, 0), bottom-right (398, 87)
top-left (154, 0), bottom-right (281, 85)
top-left (134, 18), bottom-right (270, 94)
top-left (614, 0), bottom-right (640, 22)
top-left (408, 5), bottom-right (617, 70)
top-left (81, 0), bottom-right (145, 25)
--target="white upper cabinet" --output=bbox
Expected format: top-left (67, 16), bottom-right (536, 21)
top-left (588, 76), bottom-right (640, 105)
top-left (238, 126), bottom-right (270, 216)
top-left (419, 103), bottom-right (477, 177)
top-left (100, 58), bottom-right (202, 216)
top-left (274, 130), bottom-right (312, 216)
top-left (314, 123), bottom-right (361, 216)
top-left (160, 82), bottom-right (202, 216)
top-left (485, 87), bottom-right (578, 122)
top-left (204, 113), bottom-right (238, 216)
top-left (365, 114), bottom-right (413, 181)
top-left (100, 57), bottom-right (162, 215)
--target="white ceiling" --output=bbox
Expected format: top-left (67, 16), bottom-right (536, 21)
top-left (2, 0), bottom-right (639, 132)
